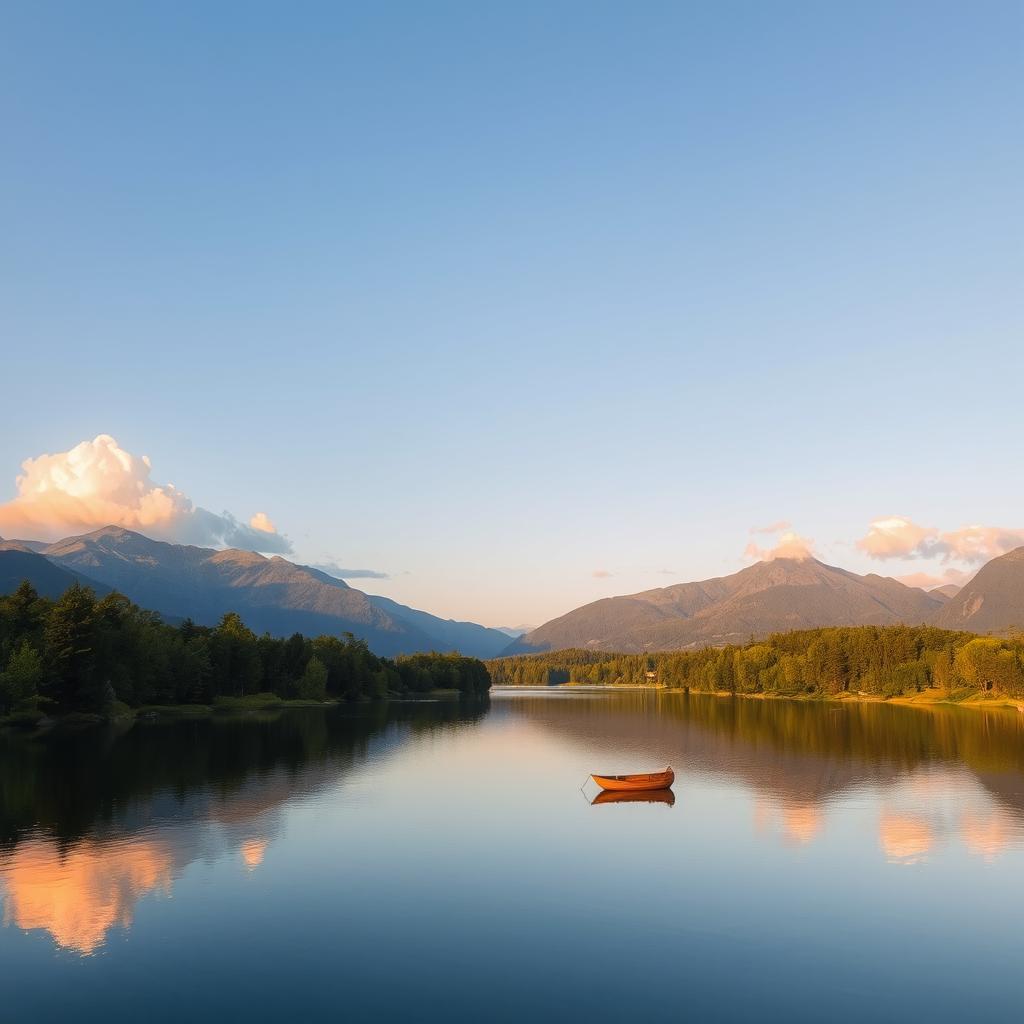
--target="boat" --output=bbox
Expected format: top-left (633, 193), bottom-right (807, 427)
top-left (591, 788), bottom-right (675, 806)
top-left (590, 766), bottom-right (674, 792)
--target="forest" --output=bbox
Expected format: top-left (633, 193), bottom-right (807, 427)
top-left (487, 625), bottom-right (1024, 699)
top-left (0, 581), bottom-right (491, 719)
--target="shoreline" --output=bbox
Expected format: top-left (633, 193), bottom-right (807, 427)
top-left (0, 688), bottom-right (476, 730)
top-left (493, 683), bottom-right (1024, 714)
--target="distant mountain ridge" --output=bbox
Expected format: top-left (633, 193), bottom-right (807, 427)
top-left (933, 547), bottom-right (1024, 634)
top-left (0, 548), bottom-right (112, 600)
top-left (0, 527), bottom-right (510, 659)
top-left (7, 529), bottom-right (1024, 660)
top-left (506, 556), bottom-right (951, 654)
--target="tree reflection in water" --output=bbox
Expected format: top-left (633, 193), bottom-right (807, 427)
top-left (0, 699), bottom-right (489, 954)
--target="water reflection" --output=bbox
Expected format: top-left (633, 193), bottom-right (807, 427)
top-left (879, 812), bottom-right (934, 864)
top-left (4, 689), bottom-right (1024, 975)
top-left (753, 797), bottom-right (823, 845)
top-left (0, 699), bottom-right (488, 955)
top-left (498, 689), bottom-right (1024, 861)
top-left (241, 837), bottom-right (269, 870)
top-left (1, 836), bottom-right (174, 955)
top-left (591, 788), bottom-right (675, 806)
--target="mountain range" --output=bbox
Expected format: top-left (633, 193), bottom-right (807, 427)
top-left (0, 527), bottom-right (512, 659)
top-left (505, 550), bottom-right (1024, 654)
top-left (4, 526), bottom-right (1024, 659)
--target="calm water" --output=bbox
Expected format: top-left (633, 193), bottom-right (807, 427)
top-left (2, 689), bottom-right (1024, 1022)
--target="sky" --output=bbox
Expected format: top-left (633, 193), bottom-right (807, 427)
top-left (1, 1), bottom-right (1022, 626)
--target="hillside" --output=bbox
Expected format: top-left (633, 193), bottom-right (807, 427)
top-left (934, 546), bottom-right (1024, 634)
top-left (0, 549), bottom-right (111, 600)
top-left (366, 594), bottom-right (513, 660)
top-left (507, 557), bottom-right (946, 654)
top-left (1, 526), bottom-right (507, 658)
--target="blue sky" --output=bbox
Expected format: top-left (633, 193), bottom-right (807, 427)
top-left (1, 1), bottom-right (1021, 624)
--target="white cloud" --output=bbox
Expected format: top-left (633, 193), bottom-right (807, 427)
top-left (0, 434), bottom-right (291, 553)
top-left (857, 516), bottom-right (1024, 564)
top-left (744, 530), bottom-right (815, 562)
top-left (592, 569), bottom-right (613, 578)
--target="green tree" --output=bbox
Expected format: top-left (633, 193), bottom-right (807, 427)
top-left (210, 612), bottom-right (262, 697)
top-left (297, 656), bottom-right (328, 700)
top-left (0, 640), bottom-right (43, 713)
top-left (43, 584), bottom-right (100, 711)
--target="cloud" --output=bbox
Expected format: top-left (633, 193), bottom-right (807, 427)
top-left (856, 516), bottom-right (938, 560)
top-left (935, 525), bottom-right (1024, 563)
top-left (894, 568), bottom-right (971, 591)
top-left (592, 569), bottom-right (613, 578)
top-left (249, 512), bottom-right (277, 534)
top-left (310, 562), bottom-right (390, 581)
top-left (744, 530), bottom-right (815, 562)
top-left (857, 516), bottom-right (1024, 564)
top-left (0, 434), bottom-right (291, 553)
top-left (750, 520), bottom-right (791, 535)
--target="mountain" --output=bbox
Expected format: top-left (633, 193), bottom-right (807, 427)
top-left (0, 526), bottom-right (509, 658)
top-left (365, 594), bottom-right (513, 659)
top-left (933, 547), bottom-right (1024, 634)
top-left (507, 557), bottom-right (947, 654)
top-left (0, 549), bottom-right (111, 600)
top-left (930, 584), bottom-right (962, 601)
top-left (0, 537), bottom-right (50, 554)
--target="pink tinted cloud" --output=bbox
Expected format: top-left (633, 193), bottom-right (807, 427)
top-left (249, 512), bottom-right (277, 534)
top-left (0, 434), bottom-right (290, 553)
top-left (749, 520), bottom-right (792, 535)
top-left (857, 516), bottom-right (1024, 564)
top-left (744, 530), bottom-right (815, 562)
top-left (894, 568), bottom-right (971, 591)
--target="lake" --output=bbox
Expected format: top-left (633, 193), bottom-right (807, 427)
top-left (2, 689), bottom-right (1023, 1022)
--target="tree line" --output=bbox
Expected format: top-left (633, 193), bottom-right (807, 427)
top-left (488, 625), bottom-right (1024, 699)
top-left (0, 581), bottom-right (490, 718)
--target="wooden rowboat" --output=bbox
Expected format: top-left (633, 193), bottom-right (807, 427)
top-left (591, 766), bottom-right (674, 792)
top-left (592, 788), bottom-right (675, 806)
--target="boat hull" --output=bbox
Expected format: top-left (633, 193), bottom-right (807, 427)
top-left (591, 768), bottom-right (674, 792)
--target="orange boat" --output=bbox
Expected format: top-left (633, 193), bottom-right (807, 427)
top-left (591, 766), bottom-right (674, 792)
top-left (592, 788), bottom-right (675, 806)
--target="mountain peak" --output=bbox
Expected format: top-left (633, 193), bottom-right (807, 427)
top-left (934, 546), bottom-right (1024, 633)
top-left (81, 525), bottom-right (145, 541)
top-left (510, 555), bottom-right (944, 654)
